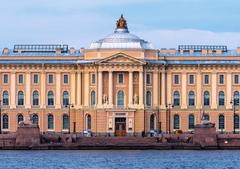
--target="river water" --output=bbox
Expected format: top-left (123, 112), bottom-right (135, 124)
top-left (0, 150), bottom-right (239, 169)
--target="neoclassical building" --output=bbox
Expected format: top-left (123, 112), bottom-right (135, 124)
top-left (0, 15), bottom-right (240, 135)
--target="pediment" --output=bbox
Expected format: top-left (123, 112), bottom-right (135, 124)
top-left (96, 53), bottom-right (146, 65)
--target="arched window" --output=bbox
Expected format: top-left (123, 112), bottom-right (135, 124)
top-left (173, 91), bottom-right (180, 106)
top-left (188, 91), bottom-right (195, 106)
top-left (173, 114), bottom-right (180, 129)
top-left (63, 114), bottom-right (69, 130)
top-left (219, 91), bottom-right (225, 106)
top-left (219, 115), bottom-right (225, 129)
top-left (17, 114), bottom-right (24, 124)
top-left (203, 91), bottom-right (210, 106)
top-left (2, 114), bottom-right (8, 129)
top-left (188, 114), bottom-right (195, 129)
top-left (150, 114), bottom-right (155, 130)
top-left (117, 90), bottom-right (124, 106)
top-left (48, 91), bottom-right (54, 106)
top-left (63, 91), bottom-right (69, 106)
top-left (48, 114), bottom-right (54, 130)
top-left (32, 90), bottom-right (39, 106)
top-left (234, 91), bottom-right (240, 106)
top-left (32, 114), bottom-right (38, 125)
top-left (91, 91), bottom-right (96, 106)
top-left (87, 114), bottom-right (91, 130)
top-left (2, 91), bottom-right (9, 106)
top-left (146, 91), bottom-right (151, 106)
top-left (18, 91), bottom-right (24, 106)
top-left (234, 114), bottom-right (240, 129)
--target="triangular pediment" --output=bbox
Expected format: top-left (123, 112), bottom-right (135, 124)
top-left (96, 53), bottom-right (146, 65)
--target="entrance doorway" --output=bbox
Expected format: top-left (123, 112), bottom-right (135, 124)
top-left (115, 118), bottom-right (126, 136)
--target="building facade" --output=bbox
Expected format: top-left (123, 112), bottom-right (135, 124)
top-left (0, 15), bottom-right (240, 135)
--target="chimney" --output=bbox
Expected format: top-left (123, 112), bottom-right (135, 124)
top-left (189, 49), bottom-right (194, 55)
top-left (160, 48), bottom-right (167, 55)
top-left (69, 47), bottom-right (75, 55)
top-left (202, 49), bottom-right (208, 55)
top-left (169, 48), bottom-right (176, 55)
top-left (237, 47), bottom-right (240, 55)
top-left (2, 48), bottom-right (10, 55)
top-left (216, 49), bottom-right (222, 55)
top-left (80, 48), bottom-right (85, 54)
top-left (55, 48), bottom-right (61, 54)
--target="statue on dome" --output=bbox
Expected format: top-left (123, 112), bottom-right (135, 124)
top-left (116, 14), bottom-right (128, 29)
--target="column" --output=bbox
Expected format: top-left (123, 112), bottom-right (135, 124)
top-left (139, 71), bottom-right (144, 107)
top-left (160, 71), bottom-right (166, 108)
top-left (98, 71), bottom-right (103, 107)
top-left (70, 71), bottom-right (76, 105)
top-left (196, 71), bottom-right (202, 109)
top-left (108, 71), bottom-right (113, 106)
top-left (211, 72), bottom-right (217, 109)
top-left (181, 72), bottom-right (187, 109)
top-left (128, 71), bottom-right (133, 106)
top-left (25, 72), bottom-right (31, 108)
top-left (153, 71), bottom-right (159, 107)
top-left (55, 72), bottom-right (61, 109)
top-left (77, 72), bottom-right (82, 107)
top-left (10, 72), bottom-right (16, 108)
top-left (226, 72), bottom-right (232, 109)
top-left (41, 71), bottom-right (46, 108)
top-left (84, 72), bottom-right (89, 107)
top-left (166, 72), bottom-right (172, 104)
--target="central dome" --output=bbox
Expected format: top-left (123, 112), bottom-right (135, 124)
top-left (89, 15), bottom-right (154, 50)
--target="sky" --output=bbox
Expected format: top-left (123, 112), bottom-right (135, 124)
top-left (0, 0), bottom-right (240, 50)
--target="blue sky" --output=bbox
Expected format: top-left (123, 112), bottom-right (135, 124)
top-left (0, 0), bottom-right (240, 49)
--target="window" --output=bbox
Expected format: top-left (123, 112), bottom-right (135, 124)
top-left (91, 91), bottom-right (96, 106)
top-left (18, 74), bottom-right (23, 84)
top-left (3, 74), bottom-right (8, 84)
top-left (150, 114), bottom-right (155, 130)
top-left (173, 91), bottom-right (180, 106)
top-left (146, 91), bottom-right (151, 106)
top-left (203, 91), bottom-right (210, 106)
top-left (204, 74), bottom-right (209, 84)
top-left (63, 114), bottom-right (69, 130)
top-left (48, 114), bottom-right (54, 130)
top-left (33, 74), bottom-right (38, 84)
top-left (118, 74), bottom-right (124, 84)
top-left (174, 74), bottom-right (179, 84)
top-left (91, 74), bottom-right (96, 85)
top-left (18, 91), bottom-right (24, 106)
top-left (219, 74), bottom-right (224, 84)
top-left (117, 90), bottom-right (124, 106)
top-left (2, 114), bottom-right (8, 129)
top-left (33, 114), bottom-right (39, 125)
top-left (47, 91), bottom-right (54, 106)
top-left (234, 91), bottom-right (240, 106)
top-left (188, 114), bottom-right (195, 129)
top-left (2, 91), bottom-right (9, 106)
top-left (219, 115), bottom-right (225, 130)
top-left (173, 114), bottom-right (180, 129)
top-left (234, 114), bottom-right (240, 130)
top-left (189, 74), bottom-right (194, 84)
top-left (17, 114), bottom-right (24, 124)
top-left (32, 90), bottom-right (39, 106)
top-left (63, 91), bottom-right (69, 106)
top-left (188, 91), bottom-right (195, 106)
top-left (234, 75), bottom-right (239, 84)
top-left (48, 74), bottom-right (53, 84)
top-left (87, 114), bottom-right (91, 130)
top-left (218, 91), bottom-right (225, 106)
top-left (63, 74), bottom-right (68, 84)
top-left (146, 73), bottom-right (151, 85)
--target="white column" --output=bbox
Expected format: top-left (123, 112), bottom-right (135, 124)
top-left (196, 71), bottom-right (202, 109)
top-left (181, 72), bottom-right (187, 109)
top-left (160, 71), bottom-right (166, 108)
top-left (41, 71), bottom-right (46, 108)
top-left (98, 71), bottom-right (103, 107)
top-left (55, 72), bottom-right (61, 109)
top-left (70, 71), bottom-right (76, 105)
top-left (108, 71), bottom-right (113, 106)
top-left (77, 72), bottom-right (82, 108)
top-left (10, 72), bottom-right (16, 108)
top-left (128, 71), bottom-right (133, 106)
top-left (226, 72), bottom-right (232, 109)
top-left (211, 72), bottom-right (217, 109)
top-left (25, 72), bottom-right (31, 108)
top-left (166, 72), bottom-right (172, 104)
top-left (139, 71), bottom-right (144, 107)
top-left (84, 72), bottom-right (89, 107)
top-left (153, 71), bottom-right (159, 107)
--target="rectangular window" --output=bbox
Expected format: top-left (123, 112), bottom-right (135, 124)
top-left (48, 74), bottom-right (53, 84)
top-left (18, 74), bottom-right (23, 84)
top-left (204, 74), bottom-right (209, 84)
top-left (174, 74), bottom-right (179, 84)
top-left (219, 74), bottom-right (224, 84)
top-left (33, 74), bottom-right (38, 84)
top-left (189, 74), bottom-right (194, 84)
top-left (146, 73), bottom-right (151, 85)
top-left (63, 74), bottom-right (68, 84)
top-left (91, 74), bottom-right (96, 85)
top-left (234, 74), bottom-right (239, 84)
top-left (3, 74), bottom-right (8, 84)
top-left (118, 74), bottom-right (124, 84)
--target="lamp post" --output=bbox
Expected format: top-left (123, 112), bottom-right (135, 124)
top-left (230, 98), bottom-right (237, 134)
top-left (166, 103), bottom-right (174, 134)
top-left (0, 100), bottom-right (2, 134)
top-left (65, 103), bottom-right (74, 134)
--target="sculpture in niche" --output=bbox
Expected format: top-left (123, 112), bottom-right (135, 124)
top-left (103, 94), bottom-right (109, 104)
top-left (133, 94), bottom-right (139, 104)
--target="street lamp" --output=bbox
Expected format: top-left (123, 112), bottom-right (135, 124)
top-left (230, 98), bottom-right (238, 134)
top-left (65, 103), bottom-right (74, 134)
top-left (0, 100), bottom-right (2, 134)
top-left (166, 103), bottom-right (174, 134)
